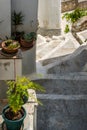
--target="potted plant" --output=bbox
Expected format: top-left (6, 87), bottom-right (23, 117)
top-left (20, 32), bottom-right (37, 48)
top-left (12, 11), bottom-right (24, 42)
top-left (2, 76), bottom-right (45, 130)
top-left (1, 39), bottom-right (20, 54)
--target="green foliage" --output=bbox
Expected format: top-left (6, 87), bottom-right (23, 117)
top-left (6, 76), bottom-right (45, 114)
top-left (62, 8), bottom-right (87, 23)
top-left (23, 32), bottom-right (37, 42)
top-left (4, 40), bottom-right (20, 49)
top-left (64, 24), bottom-right (70, 33)
top-left (12, 11), bottom-right (24, 26)
top-left (12, 11), bottom-right (24, 33)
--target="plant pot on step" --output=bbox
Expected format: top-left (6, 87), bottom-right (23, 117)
top-left (2, 105), bottom-right (26, 130)
top-left (20, 38), bottom-right (35, 48)
top-left (20, 32), bottom-right (36, 48)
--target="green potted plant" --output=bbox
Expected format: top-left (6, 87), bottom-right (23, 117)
top-left (20, 32), bottom-right (37, 48)
top-left (12, 11), bottom-right (24, 42)
top-left (2, 76), bottom-right (45, 130)
top-left (1, 39), bottom-right (20, 54)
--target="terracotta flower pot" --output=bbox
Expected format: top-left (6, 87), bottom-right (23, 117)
top-left (20, 38), bottom-right (35, 48)
top-left (2, 40), bottom-right (20, 54)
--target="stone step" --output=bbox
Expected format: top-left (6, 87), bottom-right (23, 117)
top-left (36, 44), bottom-right (87, 75)
top-left (44, 44), bottom-right (87, 74)
top-left (36, 33), bottom-right (80, 61)
top-left (76, 29), bottom-right (87, 44)
top-left (39, 54), bottom-right (69, 66)
top-left (37, 94), bottom-right (87, 130)
top-left (36, 34), bottom-right (65, 52)
top-left (33, 74), bottom-right (87, 95)
top-left (33, 77), bottom-right (87, 130)
top-left (36, 38), bottom-right (64, 60)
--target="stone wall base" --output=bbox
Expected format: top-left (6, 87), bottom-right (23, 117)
top-left (62, 0), bottom-right (78, 12)
top-left (37, 28), bottom-right (61, 37)
top-left (62, 0), bottom-right (87, 12)
top-left (78, 1), bottom-right (87, 9)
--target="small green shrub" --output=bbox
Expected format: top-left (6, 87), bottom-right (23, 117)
top-left (4, 40), bottom-right (20, 49)
top-left (12, 11), bottom-right (24, 33)
top-left (64, 24), bottom-right (70, 33)
top-left (12, 11), bottom-right (24, 26)
top-left (23, 32), bottom-right (37, 42)
top-left (62, 8), bottom-right (87, 23)
top-left (6, 76), bottom-right (45, 114)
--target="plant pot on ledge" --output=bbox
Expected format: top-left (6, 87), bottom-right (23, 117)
top-left (2, 105), bottom-right (26, 130)
top-left (20, 32), bottom-right (36, 49)
top-left (2, 76), bottom-right (45, 130)
top-left (1, 39), bottom-right (20, 54)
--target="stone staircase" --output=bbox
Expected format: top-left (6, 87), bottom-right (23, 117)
top-left (36, 32), bottom-right (80, 75)
top-left (34, 33), bottom-right (87, 130)
top-left (36, 33), bottom-right (80, 61)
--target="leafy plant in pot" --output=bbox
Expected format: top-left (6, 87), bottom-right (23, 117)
top-left (12, 11), bottom-right (24, 42)
top-left (2, 76), bottom-right (45, 130)
top-left (1, 39), bottom-right (20, 54)
top-left (20, 32), bottom-right (37, 48)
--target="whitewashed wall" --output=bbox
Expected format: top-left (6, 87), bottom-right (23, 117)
top-left (0, 0), bottom-right (11, 39)
top-left (11, 0), bottom-right (38, 75)
top-left (38, 0), bottom-right (61, 29)
top-left (11, 0), bottom-right (38, 33)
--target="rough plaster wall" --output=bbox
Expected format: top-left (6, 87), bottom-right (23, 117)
top-left (38, 0), bottom-right (61, 29)
top-left (11, 0), bottom-right (38, 33)
top-left (11, 0), bottom-right (37, 75)
top-left (0, 0), bottom-right (11, 39)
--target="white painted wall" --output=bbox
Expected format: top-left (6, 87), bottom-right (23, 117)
top-left (11, 0), bottom-right (38, 75)
top-left (38, 0), bottom-right (61, 29)
top-left (22, 45), bottom-right (36, 75)
top-left (0, 59), bottom-right (22, 80)
top-left (0, 0), bottom-right (11, 39)
top-left (11, 0), bottom-right (38, 33)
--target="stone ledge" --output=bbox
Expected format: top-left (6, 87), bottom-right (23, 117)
top-left (37, 94), bottom-right (87, 100)
top-left (37, 28), bottom-right (61, 37)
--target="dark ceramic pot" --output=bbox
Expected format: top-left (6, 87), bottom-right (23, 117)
top-left (2, 105), bottom-right (26, 130)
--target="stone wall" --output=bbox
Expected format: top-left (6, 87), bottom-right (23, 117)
top-left (62, 0), bottom-right (78, 12)
top-left (78, 1), bottom-right (87, 9)
top-left (62, 0), bottom-right (87, 12)
top-left (0, 0), bottom-right (11, 39)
